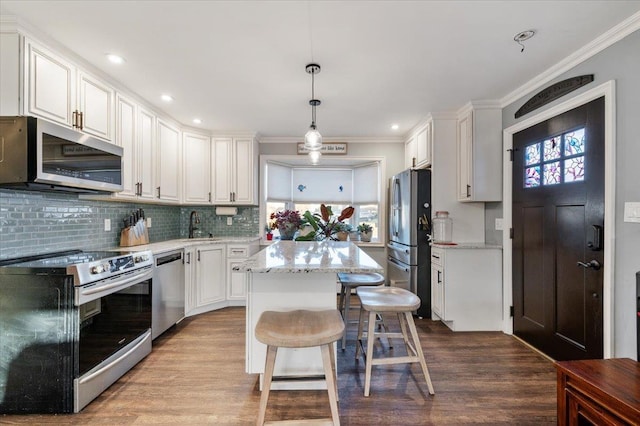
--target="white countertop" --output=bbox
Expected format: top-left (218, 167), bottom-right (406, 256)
top-left (117, 236), bottom-right (261, 255)
top-left (237, 241), bottom-right (384, 273)
top-left (431, 242), bottom-right (502, 250)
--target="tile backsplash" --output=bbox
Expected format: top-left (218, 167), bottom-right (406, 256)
top-left (0, 189), bottom-right (259, 260)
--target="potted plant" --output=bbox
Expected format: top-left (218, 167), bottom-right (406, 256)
top-left (357, 223), bottom-right (373, 242)
top-left (270, 210), bottom-right (302, 240)
top-left (264, 224), bottom-right (274, 241)
top-left (297, 204), bottom-right (355, 241)
top-left (334, 222), bottom-right (350, 241)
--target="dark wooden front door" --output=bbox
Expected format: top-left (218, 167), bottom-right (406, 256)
top-left (512, 97), bottom-right (604, 361)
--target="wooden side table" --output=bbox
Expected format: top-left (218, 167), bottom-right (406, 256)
top-left (556, 358), bottom-right (640, 425)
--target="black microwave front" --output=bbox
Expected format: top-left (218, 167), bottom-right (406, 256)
top-left (0, 116), bottom-right (123, 193)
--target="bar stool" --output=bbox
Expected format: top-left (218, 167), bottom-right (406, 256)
top-left (355, 287), bottom-right (435, 397)
top-left (255, 309), bottom-right (345, 426)
top-left (337, 272), bottom-right (385, 350)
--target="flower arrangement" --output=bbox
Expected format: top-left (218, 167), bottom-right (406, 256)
top-left (270, 210), bottom-right (302, 240)
top-left (297, 204), bottom-right (354, 241)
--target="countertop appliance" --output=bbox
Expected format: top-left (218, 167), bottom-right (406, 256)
top-left (0, 116), bottom-right (123, 193)
top-left (0, 249), bottom-right (153, 413)
top-left (388, 168), bottom-right (432, 317)
top-left (152, 250), bottom-right (185, 339)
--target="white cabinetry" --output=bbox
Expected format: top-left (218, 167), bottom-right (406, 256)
top-left (405, 134), bottom-right (417, 169)
top-left (430, 246), bottom-right (502, 331)
top-left (212, 137), bottom-right (257, 205)
top-left (114, 97), bottom-right (158, 201)
top-left (156, 119), bottom-right (181, 203)
top-left (430, 114), bottom-right (485, 243)
top-left (186, 245), bottom-right (226, 316)
top-left (25, 39), bottom-right (114, 141)
top-left (182, 132), bottom-right (212, 204)
top-left (456, 102), bottom-right (502, 202)
top-left (404, 120), bottom-right (432, 169)
top-left (226, 241), bottom-right (260, 305)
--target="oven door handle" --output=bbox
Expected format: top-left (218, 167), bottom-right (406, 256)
top-left (77, 331), bottom-right (151, 385)
top-left (387, 256), bottom-right (410, 273)
top-left (81, 270), bottom-right (152, 296)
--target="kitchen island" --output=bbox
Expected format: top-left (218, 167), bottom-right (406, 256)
top-left (238, 240), bottom-right (383, 390)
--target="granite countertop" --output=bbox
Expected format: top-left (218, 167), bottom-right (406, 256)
top-left (237, 241), bottom-right (384, 274)
top-left (117, 236), bottom-right (261, 255)
top-left (431, 242), bottom-right (503, 250)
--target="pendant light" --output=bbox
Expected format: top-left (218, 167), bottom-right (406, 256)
top-left (304, 63), bottom-right (322, 152)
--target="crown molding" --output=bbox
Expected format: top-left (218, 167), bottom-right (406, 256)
top-left (258, 136), bottom-right (404, 144)
top-left (500, 10), bottom-right (640, 108)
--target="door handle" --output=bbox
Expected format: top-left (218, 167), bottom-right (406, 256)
top-left (577, 260), bottom-right (601, 271)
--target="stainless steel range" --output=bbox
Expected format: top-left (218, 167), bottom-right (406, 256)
top-left (0, 249), bottom-right (153, 414)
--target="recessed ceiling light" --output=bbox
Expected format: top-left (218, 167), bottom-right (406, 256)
top-left (391, 124), bottom-right (399, 131)
top-left (193, 118), bottom-right (202, 124)
top-left (161, 94), bottom-right (173, 102)
top-left (106, 54), bottom-right (125, 64)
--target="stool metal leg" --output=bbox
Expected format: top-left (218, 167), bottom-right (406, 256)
top-left (364, 310), bottom-right (376, 397)
top-left (321, 343), bottom-right (341, 425)
top-left (257, 345), bottom-right (278, 425)
top-left (404, 312), bottom-right (435, 395)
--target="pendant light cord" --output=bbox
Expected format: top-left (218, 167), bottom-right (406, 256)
top-left (311, 71), bottom-right (316, 127)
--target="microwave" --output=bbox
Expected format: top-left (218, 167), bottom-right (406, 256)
top-left (0, 116), bottom-right (123, 193)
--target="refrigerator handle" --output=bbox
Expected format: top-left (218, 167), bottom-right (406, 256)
top-left (391, 177), bottom-right (401, 237)
top-left (387, 256), bottom-right (410, 273)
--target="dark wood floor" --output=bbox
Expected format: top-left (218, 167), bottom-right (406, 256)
top-left (1, 304), bottom-right (557, 425)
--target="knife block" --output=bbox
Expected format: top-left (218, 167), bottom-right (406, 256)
top-left (120, 223), bottom-right (149, 247)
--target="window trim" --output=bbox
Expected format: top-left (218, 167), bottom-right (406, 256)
top-left (259, 155), bottom-right (386, 244)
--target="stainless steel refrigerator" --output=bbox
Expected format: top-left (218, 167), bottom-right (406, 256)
top-left (387, 168), bottom-right (431, 317)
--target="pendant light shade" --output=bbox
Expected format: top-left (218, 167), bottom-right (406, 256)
top-left (308, 149), bottom-right (322, 164)
top-left (303, 63), bottom-right (322, 152)
top-left (304, 125), bottom-right (322, 150)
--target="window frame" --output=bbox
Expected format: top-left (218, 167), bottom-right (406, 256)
top-left (260, 155), bottom-right (386, 244)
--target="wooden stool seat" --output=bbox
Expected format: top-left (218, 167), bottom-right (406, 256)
top-left (255, 309), bottom-right (344, 426)
top-left (355, 287), bottom-right (435, 397)
top-left (337, 272), bottom-right (385, 350)
top-left (357, 286), bottom-right (421, 312)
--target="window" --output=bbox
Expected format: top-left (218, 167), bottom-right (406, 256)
top-left (524, 127), bottom-right (585, 188)
top-left (262, 157), bottom-right (384, 242)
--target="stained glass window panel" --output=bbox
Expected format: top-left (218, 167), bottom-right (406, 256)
top-left (525, 166), bottom-right (540, 188)
top-left (543, 137), bottom-right (561, 161)
top-left (525, 143), bottom-right (541, 166)
top-left (564, 156), bottom-right (585, 182)
top-left (564, 128), bottom-right (585, 156)
top-left (543, 161), bottom-right (561, 185)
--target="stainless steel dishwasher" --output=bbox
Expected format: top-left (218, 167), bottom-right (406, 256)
top-left (152, 250), bottom-right (185, 339)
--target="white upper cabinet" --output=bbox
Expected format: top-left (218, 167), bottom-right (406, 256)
top-left (114, 96), bottom-right (157, 201)
top-left (157, 119), bottom-right (181, 203)
top-left (26, 39), bottom-right (75, 126)
top-left (415, 120), bottom-right (433, 169)
top-left (456, 102), bottom-right (502, 202)
top-left (25, 38), bottom-right (114, 141)
top-left (182, 131), bottom-right (212, 204)
top-left (405, 120), bottom-right (432, 170)
top-left (212, 136), bottom-right (257, 205)
top-left (77, 71), bottom-right (114, 140)
top-left (115, 94), bottom-right (137, 197)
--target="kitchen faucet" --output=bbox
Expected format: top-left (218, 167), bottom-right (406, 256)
top-left (189, 210), bottom-right (200, 238)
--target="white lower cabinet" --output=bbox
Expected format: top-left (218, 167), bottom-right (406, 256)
top-left (226, 242), bottom-right (259, 305)
top-left (185, 241), bottom-right (259, 315)
top-left (185, 245), bottom-right (226, 316)
top-left (430, 246), bottom-right (502, 331)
